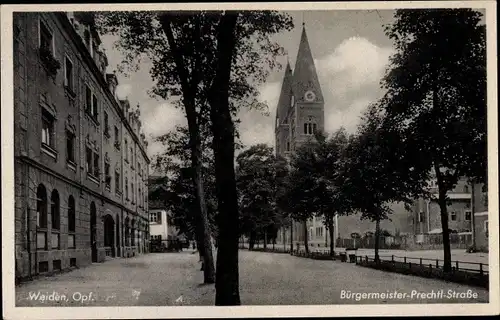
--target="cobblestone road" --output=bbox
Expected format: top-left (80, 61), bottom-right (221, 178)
top-left (15, 250), bottom-right (488, 306)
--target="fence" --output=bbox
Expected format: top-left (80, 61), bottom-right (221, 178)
top-left (335, 233), bottom-right (473, 250)
top-left (355, 254), bottom-right (488, 275)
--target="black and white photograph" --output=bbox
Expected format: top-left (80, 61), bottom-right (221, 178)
top-left (1, 1), bottom-right (498, 319)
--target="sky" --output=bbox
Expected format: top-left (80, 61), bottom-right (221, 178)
top-left (100, 10), bottom-right (397, 165)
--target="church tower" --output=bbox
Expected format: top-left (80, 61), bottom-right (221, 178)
top-left (274, 23), bottom-right (327, 249)
top-left (275, 24), bottom-right (324, 158)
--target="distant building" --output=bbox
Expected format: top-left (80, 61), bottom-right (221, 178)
top-left (14, 12), bottom-right (150, 279)
top-left (148, 176), bottom-right (181, 244)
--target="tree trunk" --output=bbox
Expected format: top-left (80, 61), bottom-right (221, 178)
top-left (159, 15), bottom-right (215, 283)
top-left (290, 220), bottom-right (294, 253)
top-left (195, 228), bottom-right (204, 261)
top-left (208, 12), bottom-right (240, 306)
top-left (249, 231), bottom-right (255, 250)
top-left (328, 216), bottom-right (335, 257)
top-left (303, 220), bottom-right (309, 254)
top-left (191, 124), bottom-right (216, 283)
top-left (264, 231), bottom-right (268, 250)
top-left (283, 227), bottom-right (286, 251)
top-left (434, 163), bottom-right (452, 272)
top-left (374, 217), bottom-right (381, 264)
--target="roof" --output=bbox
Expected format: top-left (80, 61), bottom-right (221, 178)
top-left (291, 26), bottom-right (324, 103)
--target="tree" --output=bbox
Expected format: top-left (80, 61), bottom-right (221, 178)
top-left (282, 143), bottom-right (322, 254)
top-left (341, 105), bottom-right (425, 262)
top-left (96, 11), bottom-right (294, 301)
top-left (152, 125), bottom-right (218, 261)
top-left (379, 9), bottom-right (486, 271)
top-left (312, 129), bottom-right (350, 256)
top-left (236, 144), bottom-right (288, 249)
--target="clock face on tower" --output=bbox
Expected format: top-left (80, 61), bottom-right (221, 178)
top-left (304, 90), bottom-right (316, 102)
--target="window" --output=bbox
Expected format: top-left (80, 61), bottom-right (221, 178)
top-left (150, 212), bottom-right (161, 224)
top-left (68, 196), bottom-right (75, 233)
top-left (124, 139), bottom-right (128, 161)
top-left (64, 56), bottom-right (74, 91)
top-left (104, 161), bottom-right (111, 190)
top-left (131, 182), bottom-right (135, 203)
top-left (115, 170), bottom-right (121, 194)
top-left (93, 152), bottom-right (100, 177)
top-left (85, 85), bottom-right (92, 114)
top-left (41, 109), bottom-right (55, 148)
top-left (114, 126), bottom-right (120, 149)
top-left (51, 190), bottom-right (60, 230)
top-left (138, 188), bottom-right (142, 206)
top-left (450, 211), bottom-right (457, 221)
top-left (316, 227), bottom-right (323, 237)
top-left (36, 185), bottom-right (48, 250)
top-left (85, 85), bottom-right (98, 120)
top-left (125, 178), bottom-right (129, 199)
top-left (86, 147), bottom-right (92, 174)
top-left (138, 163), bottom-right (141, 176)
top-left (303, 122), bottom-right (317, 135)
top-left (286, 141), bottom-right (290, 152)
top-left (92, 94), bottom-right (98, 118)
top-left (39, 20), bottom-right (53, 53)
top-left (465, 210), bottom-right (472, 221)
top-left (419, 212), bottom-right (425, 222)
top-left (66, 131), bottom-right (75, 164)
top-left (51, 189), bottom-right (60, 249)
top-left (104, 112), bottom-right (109, 137)
top-left (68, 196), bottom-right (76, 248)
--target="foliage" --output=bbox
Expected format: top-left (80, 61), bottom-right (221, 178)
top-left (378, 8), bottom-right (486, 270)
top-left (152, 125), bottom-right (218, 237)
top-left (236, 144), bottom-right (288, 242)
top-left (95, 11), bottom-right (293, 130)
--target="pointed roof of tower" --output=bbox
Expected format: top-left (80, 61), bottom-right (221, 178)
top-left (275, 60), bottom-right (294, 125)
top-left (292, 25), bottom-right (324, 103)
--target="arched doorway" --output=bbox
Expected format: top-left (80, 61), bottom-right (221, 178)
top-left (103, 214), bottom-right (115, 257)
top-left (116, 215), bottom-right (120, 257)
top-left (90, 202), bottom-right (97, 262)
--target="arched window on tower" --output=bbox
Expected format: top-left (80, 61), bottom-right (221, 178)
top-left (304, 117), bottom-right (317, 135)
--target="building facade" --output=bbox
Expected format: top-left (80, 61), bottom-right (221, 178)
top-left (14, 12), bottom-right (150, 279)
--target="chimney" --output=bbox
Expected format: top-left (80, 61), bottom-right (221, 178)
top-left (106, 73), bottom-right (118, 98)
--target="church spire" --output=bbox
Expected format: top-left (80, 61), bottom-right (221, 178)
top-left (292, 24), bottom-right (323, 103)
top-left (275, 59), bottom-right (294, 124)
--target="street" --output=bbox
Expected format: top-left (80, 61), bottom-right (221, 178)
top-left (16, 250), bottom-right (488, 306)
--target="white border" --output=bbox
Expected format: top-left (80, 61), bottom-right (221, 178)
top-left (2, 2), bottom-right (499, 319)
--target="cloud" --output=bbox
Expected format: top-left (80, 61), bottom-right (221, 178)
top-left (237, 36), bottom-right (393, 149)
top-left (140, 102), bottom-right (186, 158)
top-left (115, 84), bottom-right (132, 100)
top-left (315, 36), bottom-right (393, 134)
top-left (238, 82), bottom-right (281, 148)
